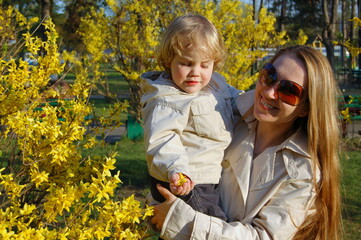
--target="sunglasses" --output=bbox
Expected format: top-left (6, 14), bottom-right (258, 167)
top-left (259, 63), bottom-right (305, 106)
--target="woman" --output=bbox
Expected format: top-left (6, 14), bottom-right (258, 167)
top-left (150, 45), bottom-right (341, 240)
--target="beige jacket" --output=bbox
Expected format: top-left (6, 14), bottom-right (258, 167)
top-left (160, 91), bottom-right (319, 239)
top-left (141, 71), bottom-right (241, 184)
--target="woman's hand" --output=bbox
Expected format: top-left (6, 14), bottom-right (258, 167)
top-left (151, 184), bottom-right (178, 230)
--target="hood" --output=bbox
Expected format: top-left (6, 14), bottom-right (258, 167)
top-left (140, 71), bottom-right (191, 105)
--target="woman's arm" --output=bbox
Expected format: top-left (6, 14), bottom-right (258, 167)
top-left (152, 178), bottom-right (315, 240)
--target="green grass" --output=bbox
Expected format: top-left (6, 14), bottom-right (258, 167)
top-left (63, 68), bottom-right (129, 96)
top-left (340, 151), bottom-right (361, 239)
top-left (114, 138), bottom-right (149, 188)
top-left (88, 98), bottom-right (128, 121)
top-left (80, 134), bottom-right (148, 189)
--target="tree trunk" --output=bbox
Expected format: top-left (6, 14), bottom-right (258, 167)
top-left (321, 0), bottom-right (338, 69)
top-left (40, 0), bottom-right (51, 20)
top-left (340, 0), bottom-right (346, 68)
top-left (351, 0), bottom-right (357, 41)
top-left (358, 0), bottom-right (361, 69)
top-left (253, 0), bottom-right (256, 21)
top-left (259, 0), bottom-right (264, 15)
top-left (348, 0), bottom-right (356, 68)
top-left (38, 0), bottom-right (52, 44)
top-left (279, 0), bottom-right (287, 32)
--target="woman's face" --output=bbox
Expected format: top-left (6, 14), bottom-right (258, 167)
top-left (253, 53), bottom-right (308, 128)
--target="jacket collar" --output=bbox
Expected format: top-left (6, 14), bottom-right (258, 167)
top-left (236, 90), bottom-right (256, 125)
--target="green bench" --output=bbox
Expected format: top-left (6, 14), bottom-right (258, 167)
top-left (339, 95), bottom-right (361, 120)
top-left (352, 69), bottom-right (361, 87)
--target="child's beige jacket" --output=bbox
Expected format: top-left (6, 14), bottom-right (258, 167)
top-left (141, 71), bottom-right (241, 184)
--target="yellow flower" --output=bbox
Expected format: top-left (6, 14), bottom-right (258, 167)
top-left (30, 169), bottom-right (49, 187)
top-left (19, 203), bottom-right (36, 216)
top-left (177, 173), bottom-right (188, 186)
top-left (341, 108), bottom-right (351, 123)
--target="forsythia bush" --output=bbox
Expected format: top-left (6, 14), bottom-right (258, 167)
top-left (0, 7), bottom-right (152, 240)
top-left (78, 0), bottom-right (289, 122)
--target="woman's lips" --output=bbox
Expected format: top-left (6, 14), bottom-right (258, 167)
top-left (260, 98), bottom-right (276, 109)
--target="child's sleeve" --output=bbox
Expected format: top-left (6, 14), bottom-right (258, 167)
top-left (142, 99), bottom-right (192, 182)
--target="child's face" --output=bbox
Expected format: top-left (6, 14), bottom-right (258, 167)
top-left (169, 47), bottom-right (214, 94)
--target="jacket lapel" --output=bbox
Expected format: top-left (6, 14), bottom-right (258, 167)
top-left (229, 128), bottom-right (255, 214)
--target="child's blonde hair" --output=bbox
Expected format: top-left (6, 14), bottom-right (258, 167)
top-left (158, 14), bottom-right (226, 71)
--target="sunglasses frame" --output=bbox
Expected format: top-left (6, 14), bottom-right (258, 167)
top-left (259, 63), bottom-right (305, 106)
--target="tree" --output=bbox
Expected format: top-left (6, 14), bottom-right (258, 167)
top-left (264, 0), bottom-right (322, 41)
top-left (78, 0), bottom-right (288, 123)
top-left (278, 0), bottom-right (287, 32)
top-left (38, 0), bottom-right (53, 44)
top-left (39, 0), bottom-right (52, 19)
top-left (252, 0), bottom-right (265, 22)
top-left (62, 0), bottom-right (106, 52)
top-left (357, 0), bottom-right (361, 69)
top-left (265, 0), bottom-right (357, 68)
top-left (0, 0), bottom-right (39, 18)
top-left (348, 0), bottom-right (360, 68)
top-left (322, 0), bottom-right (339, 68)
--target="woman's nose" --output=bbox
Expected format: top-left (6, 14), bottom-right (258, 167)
top-left (263, 84), bottom-right (279, 100)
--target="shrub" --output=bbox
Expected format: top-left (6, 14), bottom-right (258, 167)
top-left (0, 7), bottom-right (152, 239)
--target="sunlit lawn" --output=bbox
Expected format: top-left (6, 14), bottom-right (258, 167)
top-left (340, 150), bottom-right (361, 239)
top-left (63, 67), bottom-right (129, 97)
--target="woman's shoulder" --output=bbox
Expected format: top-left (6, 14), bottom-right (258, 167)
top-left (210, 72), bottom-right (227, 83)
top-left (235, 91), bottom-right (254, 114)
top-left (209, 72), bottom-right (242, 95)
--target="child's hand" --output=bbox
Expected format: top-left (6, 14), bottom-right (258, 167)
top-left (169, 173), bottom-right (194, 196)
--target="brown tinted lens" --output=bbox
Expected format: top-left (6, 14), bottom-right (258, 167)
top-left (278, 80), bottom-right (304, 105)
top-left (260, 63), bottom-right (277, 86)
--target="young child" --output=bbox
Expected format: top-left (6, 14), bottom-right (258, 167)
top-left (141, 14), bottom-right (241, 221)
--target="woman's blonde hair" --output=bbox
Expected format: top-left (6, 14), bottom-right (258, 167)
top-left (271, 45), bottom-right (342, 240)
top-left (157, 14), bottom-right (226, 71)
